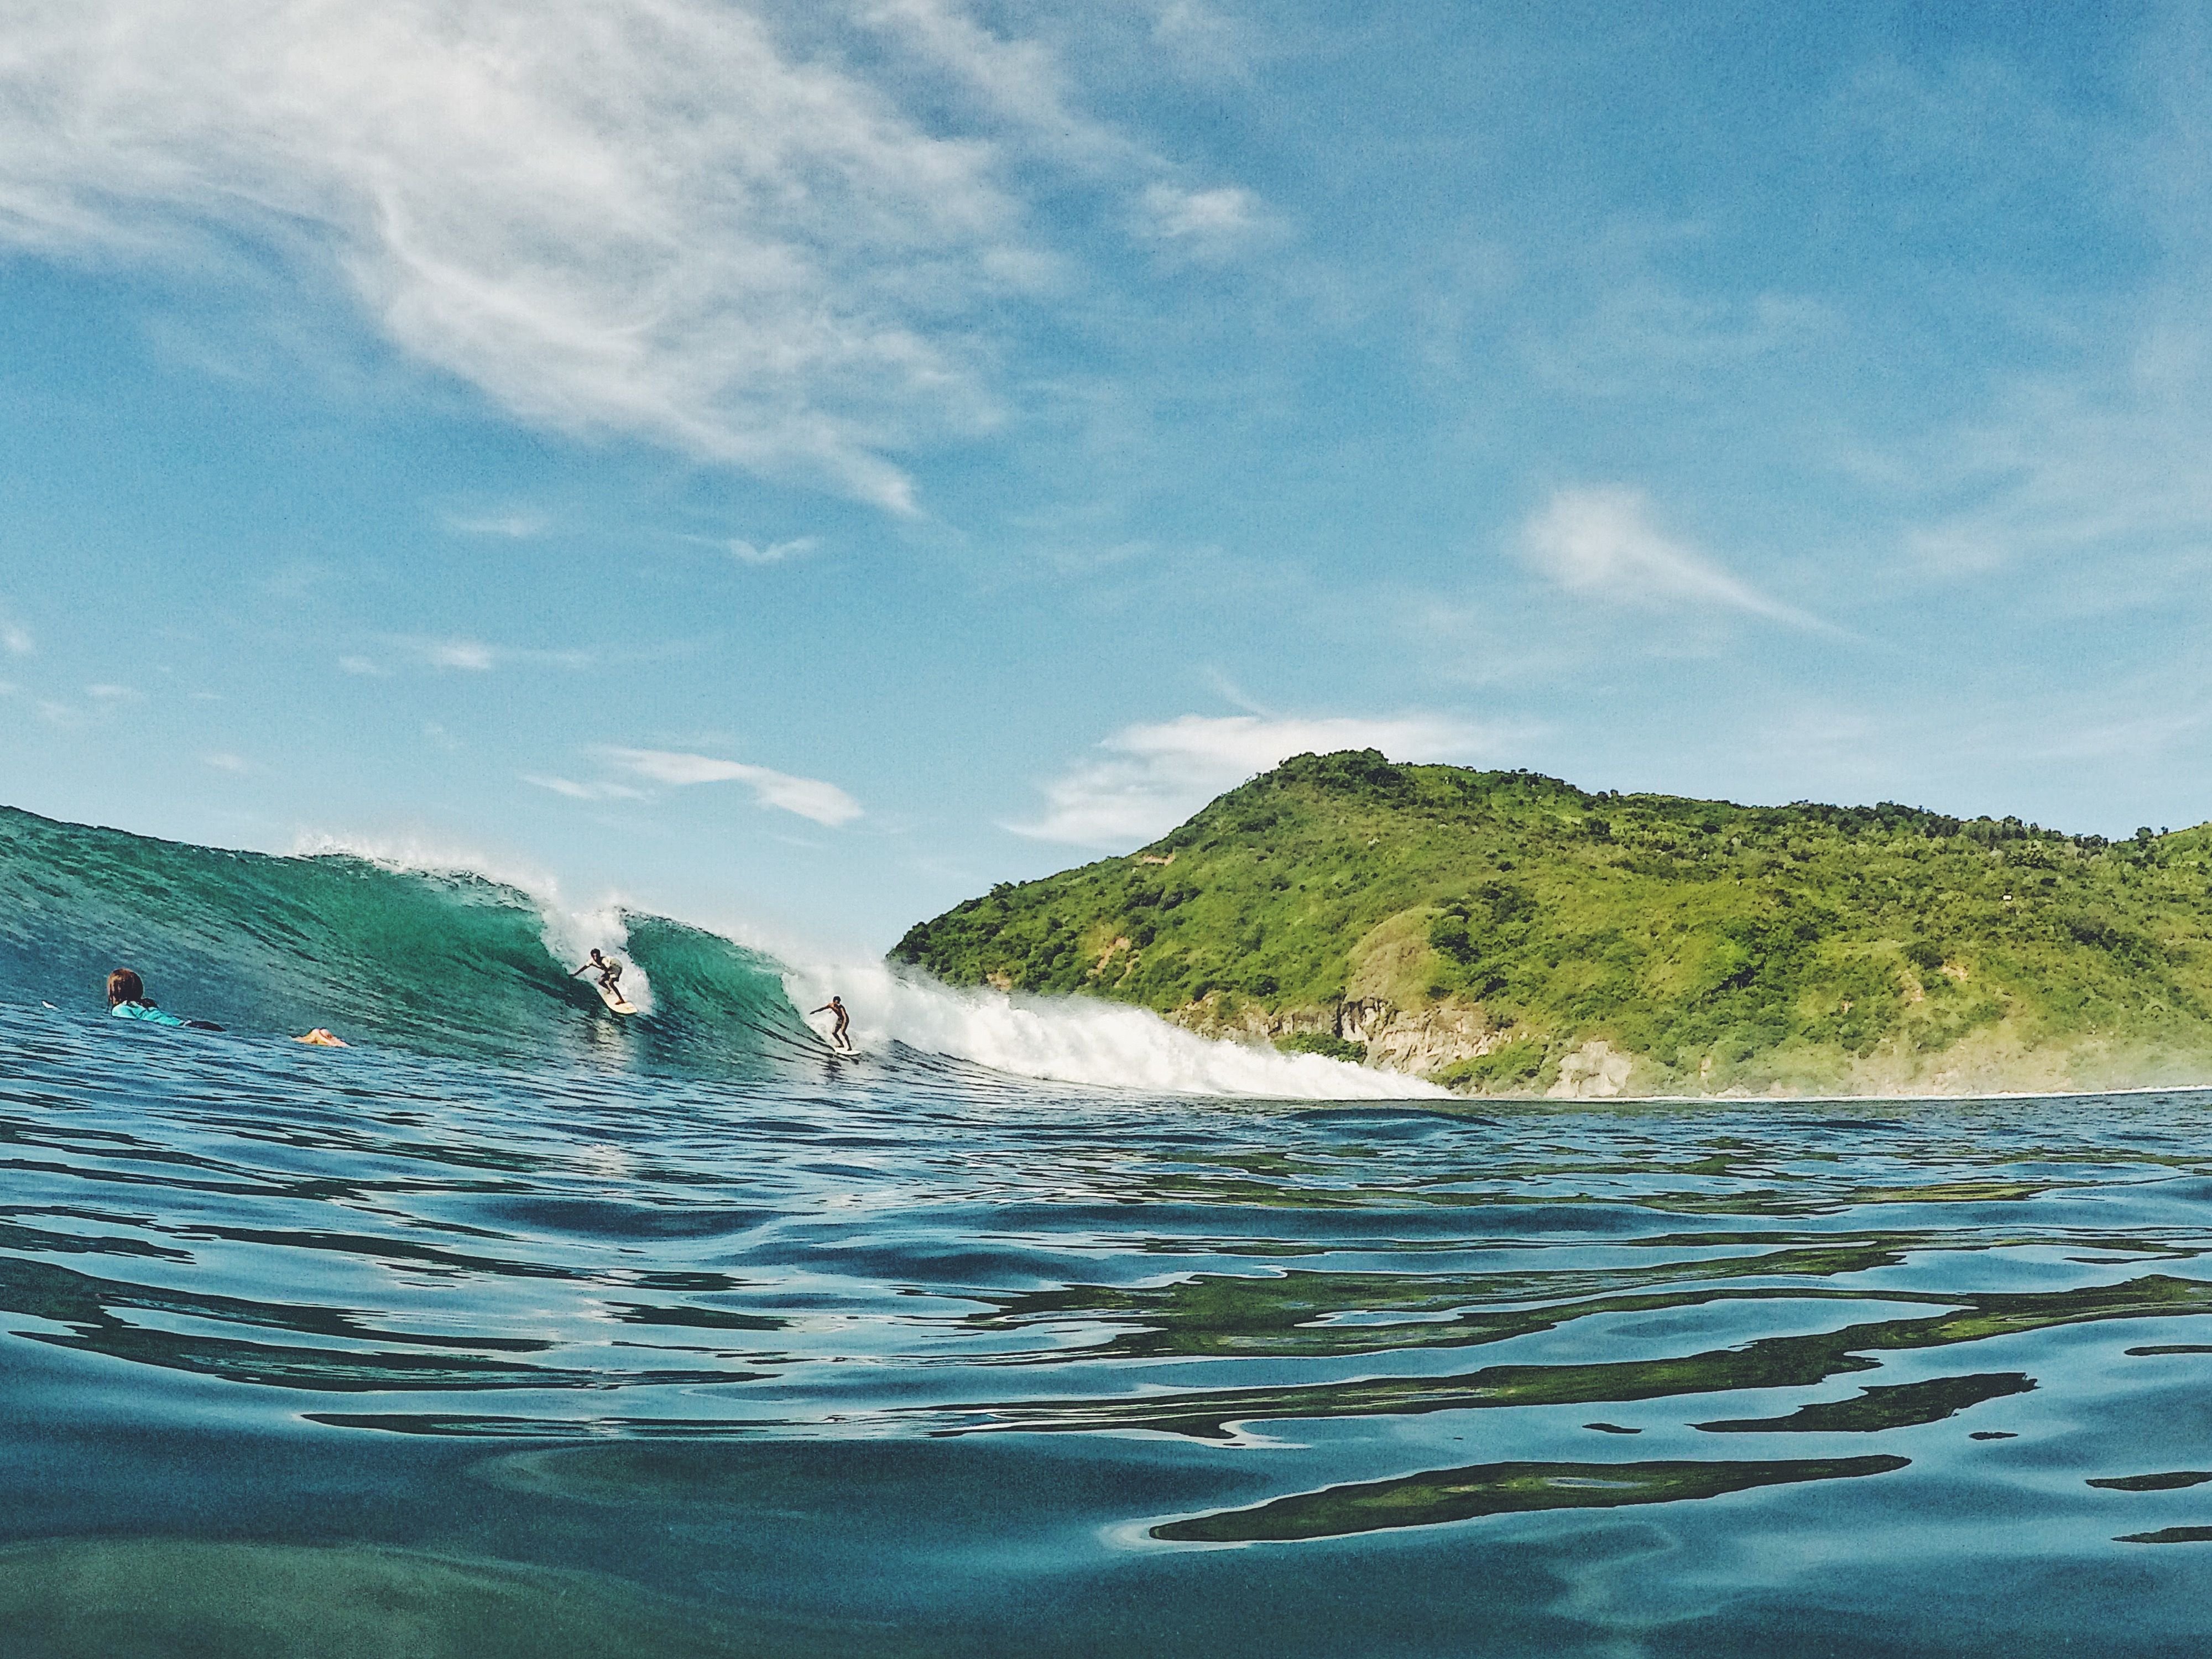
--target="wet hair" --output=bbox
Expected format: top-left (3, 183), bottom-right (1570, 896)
top-left (106, 968), bottom-right (144, 1006)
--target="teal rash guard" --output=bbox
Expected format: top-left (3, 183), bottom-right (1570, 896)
top-left (111, 1001), bottom-right (188, 1027)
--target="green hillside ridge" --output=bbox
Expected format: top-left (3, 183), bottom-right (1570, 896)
top-left (892, 750), bottom-right (2212, 1097)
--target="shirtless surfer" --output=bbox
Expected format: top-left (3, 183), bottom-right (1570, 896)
top-left (572, 948), bottom-right (627, 1002)
top-left (811, 995), bottom-right (853, 1053)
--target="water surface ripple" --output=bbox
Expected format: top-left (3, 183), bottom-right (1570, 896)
top-left (5, 1002), bottom-right (2212, 1656)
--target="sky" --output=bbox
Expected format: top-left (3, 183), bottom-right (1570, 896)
top-left (3, 1), bottom-right (2211, 952)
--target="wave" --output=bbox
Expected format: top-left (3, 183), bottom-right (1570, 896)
top-left (781, 961), bottom-right (1446, 1099)
top-left (0, 804), bottom-right (1437, 1098)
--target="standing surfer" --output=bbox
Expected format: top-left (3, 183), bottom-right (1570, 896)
top-left (812, 995), bottom-right (853, 1053)
top-left (573, 948), bottom-right (627, 1003)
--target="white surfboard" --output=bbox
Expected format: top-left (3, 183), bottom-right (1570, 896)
top-left (804, 1013), bottom-right (855, 1055)
top-left (594, 982), bottom-right (638, 1016)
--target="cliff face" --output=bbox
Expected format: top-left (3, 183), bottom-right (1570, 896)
top-left (894, 750), bottom-right (2212, 1097)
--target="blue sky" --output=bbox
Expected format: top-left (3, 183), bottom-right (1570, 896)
top-left (3, 1), bottom-right (2209, 951)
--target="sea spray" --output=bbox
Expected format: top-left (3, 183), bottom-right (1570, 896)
top-left (780, 959), bottom-right (1449, 1099)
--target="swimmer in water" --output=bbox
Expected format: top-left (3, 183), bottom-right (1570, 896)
top-left (810, 994), bottom-right (853, 1053)
top-left (105, 968), bottom-right (223, 1031)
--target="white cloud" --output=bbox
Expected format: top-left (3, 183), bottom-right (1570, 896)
top-left (85, 682), bottom-right (141, 702)
top-left (1145, 2), bottom-right (1254, 80)
top-left (1139, 181), bottom-right (1279, 263)
top-left (394, 637), bottom-right (596, 672)
top-left (0, 1), bottom-right (1083, 510)
top-left (444, 510), bottom-right (547, 539)
top-left (424, 639), bottom-right (498, 672)
top-left (729, 535), bottom-right (821, 565)
top-left (0, 614), bottom-right (31, 656)
top-left (202, 751), bottom-right (251, 773)
top-left (600, 747), bottom-right (862, 826)
top-left (338, 655), bottom-right (390, 676)
top-left (523, 773), bottom-right (645, 801)
top-left (1013, 712), bottom-right (1497, 848)
top-left (1519, 486), bottom-right (1819, 627)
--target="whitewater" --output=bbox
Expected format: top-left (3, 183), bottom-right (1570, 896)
top-left (4, 802), bottom-right (2211, 1657)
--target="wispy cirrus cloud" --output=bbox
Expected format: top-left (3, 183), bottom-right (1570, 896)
top-left (424, 640), bottom-right (499, 672)
top-left (388, 637), bottom-right (597, 672)
top-left (599, 747), bottom-right (862, 826)
top-left (523, 774), bottom-right (646, 802)
top-left (0, 2), bottom-right (1270, 511)
top-left (0, 2), bottom-right (1022, 509)
top-left (1519, 486), bottom-right (1822, 628)
top-left (729, 536), bottom-right (821, 565)
top-left (1013, 712), bottom-right (1502, 848)
top-left (34, 683), bottom-right (143, 729)
top-left (444, 510), bottom-right (549, 540)
top-left (1138, 181), bottom-right (1282, 264)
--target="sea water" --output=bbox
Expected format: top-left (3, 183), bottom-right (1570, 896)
top-left (2, 812), bottom-right (2210, 1653)
top-left (6, 1000), bottom-right (2212, 1656)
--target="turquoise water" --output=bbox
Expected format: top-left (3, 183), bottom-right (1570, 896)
top-left (4, 807), bottom-right (2212, 1653)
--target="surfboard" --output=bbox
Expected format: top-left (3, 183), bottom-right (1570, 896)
top-left (804, 1013), bottom-right (854, 1054)
top-left (594, 982), bottom-right (638, 1016)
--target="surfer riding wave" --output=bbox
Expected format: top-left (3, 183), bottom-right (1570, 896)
top-left (811, 994), bottom-right (853, 1053)
top-left (573, 948), bottom-right (634, 1013)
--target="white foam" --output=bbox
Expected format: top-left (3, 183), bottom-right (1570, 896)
top-left (288, 831), bottom-right (654, 1014)
top-left (780, 961), bottom-right (1449, 1100)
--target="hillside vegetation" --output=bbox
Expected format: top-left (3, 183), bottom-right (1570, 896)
top-left (893, 750), bottom-right (2212, 1097)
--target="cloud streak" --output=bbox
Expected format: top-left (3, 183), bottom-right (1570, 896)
top-left (600, 747), bottom-right (862, 826)
top-left (523, 773), bottom-right (645, 802)
top-left (1519, 486), bottom-right (1821, 628)
top-left (729, 536), bottom-right (821, 565)
top-left (1013, 712), bottom-right (1500, 848)
top-left (385, 637), bottom-right (598, 672)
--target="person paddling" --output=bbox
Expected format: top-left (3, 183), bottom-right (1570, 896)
top-left (106, 968), bottom-right (222, 1031)
top-left (573, 948), bottom-right (626, 1000)
top-left (811, 995), bottom-right (853, 1053)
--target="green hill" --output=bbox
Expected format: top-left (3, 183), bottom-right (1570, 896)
top-left (892, 750), bottom-right (2212, 1097)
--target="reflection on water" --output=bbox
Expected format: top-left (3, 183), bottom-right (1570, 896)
top-left (1149, 1454), bottom-right (1912, 1543)
top-left (5, 1001), bottom-right (2212, 1656)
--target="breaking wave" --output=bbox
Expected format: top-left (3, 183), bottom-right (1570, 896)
top-left (0, 805), bottom-right (1433, 1098)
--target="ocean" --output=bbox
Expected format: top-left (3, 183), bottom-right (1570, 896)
top-left (3, 807), bottom-right (2210, 1655)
